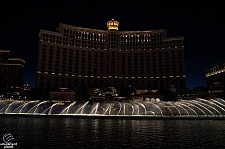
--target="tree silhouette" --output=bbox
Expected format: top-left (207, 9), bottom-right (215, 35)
top-left (75, 85), bottom-right (90, 102)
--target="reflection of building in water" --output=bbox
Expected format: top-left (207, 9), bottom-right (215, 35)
top-left (36, 18), bottom-right (185, 91)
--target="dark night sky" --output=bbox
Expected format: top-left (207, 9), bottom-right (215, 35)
top-left (0, 1), bottom-right (225, 89)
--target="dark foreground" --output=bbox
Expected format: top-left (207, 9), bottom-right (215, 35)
top-left (1, 115), bottom-right (225, 148)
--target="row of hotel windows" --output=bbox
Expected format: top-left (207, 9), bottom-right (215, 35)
top-left (62, 28), bottom-right (165, 42)
top-left (39, 75), bottom-right (185, 83)
top-left (0, 67), bottom-right (21, 84)
top-left (120, 42), bottom-right (183, 51)
top-left (0, 52), bottom-right (13, 59)
top-left (63, 29), bottom-right (106, 40)
top-left (120, 34), bottom-right (162, 42)
top-left (0, 60), bottom-right (24, 65)
top-left (40, 47), bottom-right (184, 75)
top-left (41, 38), bottom-right (183, 51)
top-left (41, 45), bottom-right (183, 59)
top-left (38, 77), bottom-right (185, 89)
top-left (0, 67), bottom-right (19, 71)
top-left (40, 64), bottom-right (183, 76)
top-left (39, 66), bottom-right (184, 75)
top-left (41, 40), bottom-right (183, 51)
top-left (42, 38), bottom-right (106, 50)
top-left (41, 31), bottom-right (183, 50)
top-left (37, 72), bottom-right (185, 79)
top-left (38, 72), bottom-right (185, 79)
top-left (206, 65), bottom-right (225, 74)
top-left (62, 28), bottom-right (168, 44)
top-left (39, 75), bottom-right (185, 81)
top-left (62, 28), bottom-right (164, 36)
top-left (41, 63), bottom-right (183, 70)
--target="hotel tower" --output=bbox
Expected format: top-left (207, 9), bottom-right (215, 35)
top-left (36, 19), bottom-right (185, 91)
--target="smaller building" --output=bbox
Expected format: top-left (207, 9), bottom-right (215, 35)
top-left (208, 82), bottom-right (225, 99)
top-left (50, 88), bottom-right (75, 102)
top-left (23, 82), bottom-right (31, 91)
top-left (0, 49), bottom-right (25, 90)
top-left (90, 87), bottom-right (121, 102)
top-left (205, 61), bottom-right (225, 87)
top-left (177, 94), bottom-right (196, 101)
top-left (205, 61), bottom-right (225, 99)
top-left (136, 89), bottom-right (163, 101)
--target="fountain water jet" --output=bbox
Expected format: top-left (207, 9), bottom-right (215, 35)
top-left (60, 102), bottom-right (76, 114)
top-left (1, 98), bottom-right (225, 118)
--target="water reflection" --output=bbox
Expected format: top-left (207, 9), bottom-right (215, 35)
top-left (1, 117), bottom-right (225, 148)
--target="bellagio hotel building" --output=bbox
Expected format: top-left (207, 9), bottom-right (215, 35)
top-left (36, 19), bottom-right (186, 91)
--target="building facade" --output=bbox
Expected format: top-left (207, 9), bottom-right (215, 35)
top-left (205, 61), bottom-right (225, 98)
top-left (205, 61), bottom-right (225, 87)
top-left (205, 62), bottom-right (225, 87)
top-left (0, 49), bottom-right (25, 89)
top-left (36, 19), bottom-right (186, 91)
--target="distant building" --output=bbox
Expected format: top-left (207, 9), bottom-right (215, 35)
top-left (205, 61), bottom-right (225, 87)
top-left (23, 82), bottom-right (31, 91)
top-left (0, 49), bottom-right (25, 89)
top-left (50, 88), bottom-right (74, 102)
top-left (36, 19), bottom-right (186, 91)
top-left (205, 61), bottom-right (225, 98)
top-left (207, 82), bottom-right (225, 99)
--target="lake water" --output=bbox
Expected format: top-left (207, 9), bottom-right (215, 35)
top-left (1, 116), bottom-right (225, 148)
